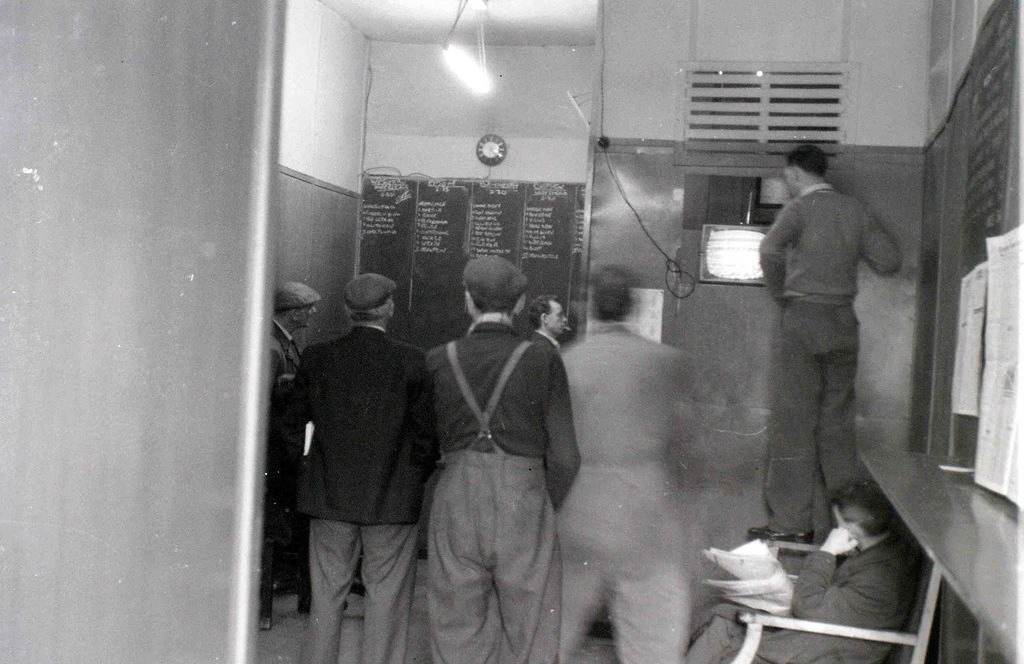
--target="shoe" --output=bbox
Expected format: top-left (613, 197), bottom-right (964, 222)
top-left (747, 526), bottom-right (813, 544)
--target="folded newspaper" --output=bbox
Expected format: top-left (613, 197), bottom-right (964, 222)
top-left (703, 539), bottom-right (794, 615)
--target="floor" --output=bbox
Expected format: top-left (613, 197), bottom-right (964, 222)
top-left (256, 561), bottom-right (620, 664)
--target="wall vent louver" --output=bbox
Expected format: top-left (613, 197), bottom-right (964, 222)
top-left (676, 62), bottom-right (854, 166)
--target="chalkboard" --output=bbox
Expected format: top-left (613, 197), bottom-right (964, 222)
top-left (357, 176), bottom-right (587, 350)
top-left (358, 176), bottom-right (417, 339)
top-left (964, 0), bottom-right (1016, 255)
top-left (520, 183), bottom-right (576, 307)
top-left (410, 180), bottom-right (471, 350)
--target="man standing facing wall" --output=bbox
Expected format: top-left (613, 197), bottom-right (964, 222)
top-left (426, 256), bottom-right (580, 664)
top-left (751, 145), bottom-right (901, 543)
top-left (289, 273), bottom-right (437, 664)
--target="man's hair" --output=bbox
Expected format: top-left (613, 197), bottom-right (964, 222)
top-left (528, 294), bottom-right (560, 329)
top-left (830, 479), bottom-right (897, 536)
top-left (347, 300), bottom-right (390, 323)
top-left (468, 290), bottom-right (517, 314)
top-left (787, 144), bottom-right (829, 177)
top-left (591, 265), bottom-right (633, 322)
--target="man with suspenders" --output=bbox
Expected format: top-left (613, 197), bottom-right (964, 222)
top-left (425, 256), bottom-right (580, 664)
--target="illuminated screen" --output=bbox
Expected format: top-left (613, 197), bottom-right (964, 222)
top-left (699, 225), bottom-right (768, 286)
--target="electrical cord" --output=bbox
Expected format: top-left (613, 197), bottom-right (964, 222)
top-left (443, 0), bottom-right (472, 47)
top-left (599, 147), bottom-right (695, 299)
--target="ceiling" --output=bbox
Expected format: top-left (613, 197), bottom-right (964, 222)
top-left (321, 0), bottom-right (598, 47)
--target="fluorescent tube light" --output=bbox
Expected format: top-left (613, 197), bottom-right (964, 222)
top-left (443, 43), bottom-right (492, 95)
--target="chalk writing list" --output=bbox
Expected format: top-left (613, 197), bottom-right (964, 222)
top-left (414, 200), bottom-right (450, 254)
top-left (966, 0), bottom-right (1015, 236)
top-left (358, 176), bottom-right (585, 350)
top-left (469, 181), bottom-right (523, 259)
top-left (521, 183), bottom-right (574, 308)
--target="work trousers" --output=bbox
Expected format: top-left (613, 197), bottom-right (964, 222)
top-left (300, 519), bottom-right (418, 664)
top-left (686, 613), bottom-right (752, 664)
top-left (764, 300), bottom-right (866, 535)
top-left (428, 449), bottom-right (561, 664)
top-left (558, 465), bottom-right (692, 664)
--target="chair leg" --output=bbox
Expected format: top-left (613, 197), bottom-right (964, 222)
top-left (729, 623), bottom-right (763, 664)
top-left (259, 539), bottom-right (274, 631)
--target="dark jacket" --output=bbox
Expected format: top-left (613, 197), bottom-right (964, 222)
top-left (265, 322), bottom-right (302, 516)
top-left (287, 326), bottom-right (438, 525)
top-left (530, 329), bottom-right (559, 349)
top-left (426, 322), bottom-right (579, 508)
top-left (715, 535), bottom-right (920, 664)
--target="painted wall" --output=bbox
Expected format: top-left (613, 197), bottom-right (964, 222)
top-left (276, 0), bottom-right (365, 345)
top-left (279, 0), bottom-right (367, 191)
top-left (1, 2), bottom-right (279, 661)
top-left (601, 0), bottom-right (931, 147)
top-left (364, 42), bottom-right (593, 182)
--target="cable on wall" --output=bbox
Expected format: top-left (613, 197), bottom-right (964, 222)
top-left (599, 147), bottom-right (696, 299)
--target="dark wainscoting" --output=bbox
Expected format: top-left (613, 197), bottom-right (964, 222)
top-left (275, 166), bottom-right (360, 345)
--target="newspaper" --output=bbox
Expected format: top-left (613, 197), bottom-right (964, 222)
top-left (703, 539), bottom-right (794, 615)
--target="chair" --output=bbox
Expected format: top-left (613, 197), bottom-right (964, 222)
top-left (729, 542), bottom-right (941, 664)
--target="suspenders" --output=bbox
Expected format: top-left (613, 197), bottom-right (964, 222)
top-left (445, 340), bottom-right (532, 450)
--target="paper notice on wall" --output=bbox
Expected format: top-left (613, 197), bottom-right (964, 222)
top-left (974, 228), bottom-right (1019, 497)
top-left (625, 288), bottom-right (664, 342)
top-left (952, 263), bottom-right (988, 416)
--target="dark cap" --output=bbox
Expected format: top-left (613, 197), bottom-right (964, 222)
top-left (344, 273), bottom-right (396, 311)
top-left (274, 282), bottom-right (322, 312)
top-left (463, 256), bottom-right (528, 312)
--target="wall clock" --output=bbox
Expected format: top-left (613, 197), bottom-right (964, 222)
top-left (476, 134), bottom-right (507, 166)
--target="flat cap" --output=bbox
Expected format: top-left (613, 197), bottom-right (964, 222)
top-left (463, 256), bottom-right (528, 311)
top-left (344, 273), bottom-right (396, 311)
top-left (274, 281), bottom-right (321, 312)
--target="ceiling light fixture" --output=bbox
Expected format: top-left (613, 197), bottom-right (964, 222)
top-left (442, 0), bottom-right (492, 95)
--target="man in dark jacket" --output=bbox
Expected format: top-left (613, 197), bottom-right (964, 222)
top-left (288, 273), bottom-right (438, 664)
top-left (425, 256), bottom-right (580, 664)
top-left (263, 281), bottom-right (321, 625)
top-left (527, 293), bottom-right (569, 349)
top-left (688, 480), bottom-right (919, 664)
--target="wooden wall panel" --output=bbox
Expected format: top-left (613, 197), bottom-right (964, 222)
top-left (927, 76), bottom-right (973, 461)
top-left (908, 130), bottom-right (948, 451)
top-left (274, 168), bottom-right (359, 346)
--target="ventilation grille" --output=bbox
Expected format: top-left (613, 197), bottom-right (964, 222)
top-left (676, 62), bottom-right (853, 163)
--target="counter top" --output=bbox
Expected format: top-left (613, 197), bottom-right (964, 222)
top-left (860, 445), bottom-right (1019, 660)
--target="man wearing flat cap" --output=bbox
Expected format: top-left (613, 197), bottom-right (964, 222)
top-left (425, 255), bottom-right (580, 664)
top-left (286, 273), bottom-right (438, 664)
top-left (262, 281), bottom-right (322, 627)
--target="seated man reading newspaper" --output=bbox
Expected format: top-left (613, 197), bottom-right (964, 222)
top-left (689, 480), bottom-right (920, 664)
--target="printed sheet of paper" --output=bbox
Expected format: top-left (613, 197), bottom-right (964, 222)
top-left (703, 539), bottom-right (793, 615)
top-left (303, 421), bottom-right (314, 456)
top-left (951, 263), bottom-right (987, 416)
top-left (974, 227), bottom-right (1020, 497)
